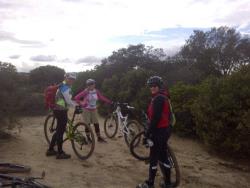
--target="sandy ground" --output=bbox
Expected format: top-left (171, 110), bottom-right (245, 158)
top-left (0, 114), bottom-right (250, 188)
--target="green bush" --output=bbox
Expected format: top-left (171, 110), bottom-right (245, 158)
top-left (170, 82), bottom-right (199, 136)
top-left (191, 66), bottom-right (250, 157)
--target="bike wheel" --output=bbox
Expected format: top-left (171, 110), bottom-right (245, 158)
top-left (44, 114), bottom-right (57, 145)
top-left (0, 163), bottom-right (31, 174)
top-left (0, 174), bottom-right (50, 188)
top-left (167, 145), bottom-right (181, 187)
top-left (124, 120), bottom-right (141, 147)
top-left (71, 123), bottom-right (95, 160)
top-left (104, 114), bottom-right (118, 138)
top-left (130, 131), bottom-right (150, 161)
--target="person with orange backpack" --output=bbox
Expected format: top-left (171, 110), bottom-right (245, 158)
top-left (46, 73), bottom-right (78, 159)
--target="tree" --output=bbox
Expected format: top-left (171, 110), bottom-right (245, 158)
top-left (29, 65), bottom-right (65, 91)
top-left (180, 26), bottom-right (250, 77)
top-left (0, 62), bottom-right (18, 128)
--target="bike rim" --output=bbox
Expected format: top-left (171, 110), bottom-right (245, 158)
top-left (44, 115), bottom-right (57, 145)
top-left (130, 131), bottom-right (150, 161)
top-left (104, 115), bottom-right (118, 138)
top-left (71, 123), bottom-right (95, 160)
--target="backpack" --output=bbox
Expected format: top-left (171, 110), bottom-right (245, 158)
top-left (154, 93), bottom-right (176, 127)
top-left (44, 84), bottom-right (60, 109)
top-left (168, 99), bottom-right (176, 126)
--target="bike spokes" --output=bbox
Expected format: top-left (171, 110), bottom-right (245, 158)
top-left (44, 115), bottom-right (57, 145)
top-left (71, 123), bottom-right (95, 160)
top-left (104, 115), bottom-right (118, 138)
top-left (130, 132), bottom-right (150, 161)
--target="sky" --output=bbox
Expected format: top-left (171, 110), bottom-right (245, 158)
top-left (0, 0), bottom-right (250, 72)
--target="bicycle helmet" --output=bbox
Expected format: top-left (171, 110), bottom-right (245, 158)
top-left (147, 76), bottom-right (163, 88)
top-left (64, 72), bottom-right (77, 80)
top-left (86, 78), bottom-right (96, 86)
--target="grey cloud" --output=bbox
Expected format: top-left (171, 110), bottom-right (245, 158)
top-left (30, 55), bottom-right (57, 62)
top-left (18, 62), bottom-right (41, 72)
top-left (0, 2), bottom-right (12, 9)
top-left (9, 55), bottom-right (20, 59)
top-left (215, 10), bottom-right (250, 26)
top-left (76, 56), bottom-right (102, 66)
top-left (60, 58), bottom-right (73, 63)
top-left (0, 30), bottom-right (45, 46)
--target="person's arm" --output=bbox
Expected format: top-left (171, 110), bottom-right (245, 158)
top-left (96, 90), bottom-right (112, 104)
top-left (61, 87), bottom-right (77, 107)
top-left (147, 96), bottom-right (165, 135)
top-left (74, 89), bottom-right (88, 104)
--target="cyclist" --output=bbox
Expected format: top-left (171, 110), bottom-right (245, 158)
top-left (74, 78), bottom-right (112, 143)
top-left (46, 73), bottom-right (78, 159)
top-left (137, 76), bottom-right (172, 188)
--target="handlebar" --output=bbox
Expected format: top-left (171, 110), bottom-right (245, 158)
top-left (113, 102), bottom-right (135, 110)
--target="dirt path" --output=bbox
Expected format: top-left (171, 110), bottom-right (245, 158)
top-left (0, 115), bottom-right (249, 188)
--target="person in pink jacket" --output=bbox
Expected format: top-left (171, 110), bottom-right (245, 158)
top-left (74, 79), bottom-right (112, 143)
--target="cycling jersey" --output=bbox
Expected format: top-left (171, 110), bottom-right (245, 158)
top-left (55, 81), bottom-right (77, 110)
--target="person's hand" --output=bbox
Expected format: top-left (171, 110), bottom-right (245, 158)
top-left (75, 106), bottom-right (82, 114)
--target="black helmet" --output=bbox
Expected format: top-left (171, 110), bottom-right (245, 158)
top-left (147, 76), bottom-right (163, 88)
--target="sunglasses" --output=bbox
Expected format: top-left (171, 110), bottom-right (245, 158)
top-left (149, 85), bottom-right (158, 88)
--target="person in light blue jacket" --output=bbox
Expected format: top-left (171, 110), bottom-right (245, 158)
top-left (46, 73), bottom-right (77, 159)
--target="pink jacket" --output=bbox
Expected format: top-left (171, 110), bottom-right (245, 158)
top-left (74, 89), bottom-right (112, 110)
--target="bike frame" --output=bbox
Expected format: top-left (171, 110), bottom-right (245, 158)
top-left (113, 105), bottom-right (131, 136)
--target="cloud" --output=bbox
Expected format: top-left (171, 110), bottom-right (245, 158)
top-left (17, 62), bottom-right (42, 72)
top-left (0, 30), bottom-right (45, 46)
top-left (111, 27), bottom-right (210, 47)
top-left (9, 55), bottom-right (20, 59)
top-left (30, 55), bottom-right (57, 62)
top-left (59, 58), bottom-right (73, 63)
top-left (0, 1), bottom-right (13, 9)
top-left (76, 56), bottom-right (102, 66)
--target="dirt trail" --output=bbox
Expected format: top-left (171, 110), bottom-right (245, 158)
top-left (0, 114), bottom-right (249, 188)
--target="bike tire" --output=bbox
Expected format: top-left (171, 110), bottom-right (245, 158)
top-left (71, 122), bottom-right (95, 160)
top-left (0, 163), bottom-right (31, 174)
top-left (167, 145), bottom-right (181, 187)
top-left (130, 131), bottom-right (150, 161)
top-left (104, 114), bottom-right (118, 138)
top-left (124, 120), bottom-right (141, 147)
top-left (0, 174), bottom-right (50, 188)
top-left (44, 114), bottom-right (57, 145)
top-left (130, 131), bottom-right (181, 187)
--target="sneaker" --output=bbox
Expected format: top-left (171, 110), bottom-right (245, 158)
top-left (136, 181), bottom-right (154, 188)
top-left (159, 179), bottom-right (173, 188)
top-left (56, 152), bottom-right (71, 159)
top-left (46, 149), bottom-right (57, 156)
top-left (97, 136), bottom-right (107, 143)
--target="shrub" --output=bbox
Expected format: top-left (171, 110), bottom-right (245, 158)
top-left (191, 65), bottom-right (250, 157)
top-left (170, 82), bottom-right (199, 136)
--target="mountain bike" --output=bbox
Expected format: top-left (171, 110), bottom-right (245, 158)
top-left (0, 163), bottom-right (31, 174)
top-left (44, 107), bottom-right (95, 160)
top-left (0, 172), bottom-right (50, 188)
top-left (104, 102), bottom-right (142, 146)
top-left (130, 112), bottom-right (180, 187)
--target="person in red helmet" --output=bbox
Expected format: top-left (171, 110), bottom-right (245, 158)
top-left (137, 76), bottom-right (172, 188)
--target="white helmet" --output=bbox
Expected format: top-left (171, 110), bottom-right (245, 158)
top-left (86, 78), bottom-right (96, 86)
top-left (64, 72), bottom-right (77, 80)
